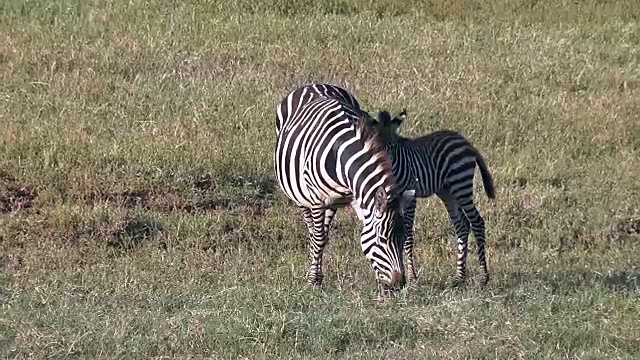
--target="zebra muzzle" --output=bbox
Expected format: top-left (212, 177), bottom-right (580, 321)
top-left (389, 270), bottom-right (405, 288)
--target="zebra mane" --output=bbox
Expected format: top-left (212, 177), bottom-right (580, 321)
top-left (353, 115), bottom-right (400, 198)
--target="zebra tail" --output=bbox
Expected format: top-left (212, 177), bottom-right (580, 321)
top-left (474, 149), bottom-right (496, 200)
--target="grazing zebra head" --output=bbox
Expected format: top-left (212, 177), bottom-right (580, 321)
top-left (351, 116), bottom-right (415, 288)
top-left (367, 186), bottom-right (415, 288)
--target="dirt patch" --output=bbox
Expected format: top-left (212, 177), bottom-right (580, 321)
top-left (195, 198), bottom-right (270, 216)
top-left (608, 217), bottom-right (640, 241)
top-left (0, 180), bottom-right (37, 214)
top-left (193, 173), bottom-right (217, 192)
top-left (46, 214), bottom-right (162, 250)
top-left (89, 189), bottom-right (272, 216)
top-left (88, 189), bottom-right (152, 208)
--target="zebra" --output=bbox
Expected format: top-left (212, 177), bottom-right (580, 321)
top-left (370, 110), bottom-right (496, 287)
top-left (275, 83), bottom-right (379, 233)
top-left (274, 93), bottom-right (415, 289)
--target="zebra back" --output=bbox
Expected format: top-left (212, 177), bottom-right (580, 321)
top-left (414, 130), bottom-right (495, 199)
top-left (276, 83), bottom-right (370, 136)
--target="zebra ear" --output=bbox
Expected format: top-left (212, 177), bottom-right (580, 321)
top-left (391, 109), bottom-right (407, 126)
top-left (374, 187), bottom-right (388, 213)
top-left (377, 110), bottom-right (392, 126)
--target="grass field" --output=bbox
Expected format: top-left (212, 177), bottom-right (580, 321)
top-left (1, 0), bottom-right (640, 358)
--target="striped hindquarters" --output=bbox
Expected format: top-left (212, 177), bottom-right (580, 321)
top-left (276, 83), bottom-right (365, 136)
top-left (415, 130), bottom-right (494, 199)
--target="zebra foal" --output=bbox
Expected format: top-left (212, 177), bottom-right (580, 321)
top-left (274, 93), bottom-right (414, 289)
top-left (371, 110), bottom-right (496, 287)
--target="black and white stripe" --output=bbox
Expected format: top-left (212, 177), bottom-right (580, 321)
top-left (372, 110), bottom-right (496, 286)
top-left (275, 83), bottom-right (370, 137)
top-left (275, 83), bottom-right (377, 235)
top-left (274, 89), bottom-right (414, 288)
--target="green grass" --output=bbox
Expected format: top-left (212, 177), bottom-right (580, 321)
top-left (1, 0), bottom-right (639, 358)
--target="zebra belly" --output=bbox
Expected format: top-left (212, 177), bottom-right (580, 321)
top-left (415, 187), bottom-right (436, 198)
top-left (275, 168), bottom-right (352, 209)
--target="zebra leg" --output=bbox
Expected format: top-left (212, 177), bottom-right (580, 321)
top-left (458, 200), bottom-right (489, 287)
top-left (301, 207), bottom-right (329, 287)
top-left (403, 197), bottom-right (419, 281)
top-left (300, 206), bottom-right (314, 235)
top-left (437, 189), bottom-right (470, 287)
top-left (324, 207), bottom-right (338, 238)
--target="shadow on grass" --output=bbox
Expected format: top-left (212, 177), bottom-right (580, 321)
top-left (603, 271), bottom-right (640, 292)
top-left (104, 215), bottom-right (163, 251)
top-left (500, 269), bottom-right (639, 293)
top-left (406, 267), bottom-right (640, 297)
top-left (37, 212), bottom-right (164, 254)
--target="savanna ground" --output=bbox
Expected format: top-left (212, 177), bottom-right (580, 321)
top-left (1, 0), bottom-right (640, 358)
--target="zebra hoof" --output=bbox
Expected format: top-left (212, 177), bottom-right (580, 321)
top-left (306, 275), bottom-right (324, 288)
top-left (451, 278), bottom-right (466, 289)
top-left (479, 275), bottom-right (490, 288)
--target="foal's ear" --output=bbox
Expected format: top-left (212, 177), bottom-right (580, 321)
top-left (391, 109), bottom-right (407, 126)
top-left (377, 110), bottom-right (392, 126)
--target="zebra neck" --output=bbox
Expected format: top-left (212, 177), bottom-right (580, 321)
top-left (342, 152), bottom-right (395, 215)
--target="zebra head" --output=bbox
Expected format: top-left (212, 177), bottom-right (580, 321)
top-left (364, 185), bottom-right (415, 289)
top-left (370, 109), bottom-right (407, 144)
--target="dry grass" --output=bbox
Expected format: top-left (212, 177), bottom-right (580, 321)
top-left (1, 0), bottom-right (639, 358)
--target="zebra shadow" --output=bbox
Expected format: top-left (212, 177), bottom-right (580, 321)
top-left (406, 269), bottom-right (639, 297)
top-left (602, 271), bottom-right (640, 292)
top-left (499, 269), bottom-right (639, 293)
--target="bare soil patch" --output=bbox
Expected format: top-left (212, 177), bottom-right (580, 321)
top-left (0, 172), bottom-right (37, 214)
top-left (83, 172), bottom-right (276, 215)
top-left (44, 213), bottom-right (162, 250)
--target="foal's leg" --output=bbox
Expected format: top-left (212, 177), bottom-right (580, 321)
top-left (437, 189), bottom-right (471, 287)
top-left (402, 197), bottom-right (419, 281)
top-left (458, 199), bottom-right (489, 287)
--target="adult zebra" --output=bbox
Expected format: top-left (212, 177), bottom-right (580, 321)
top-left (274, 94), bottom-right (414, 288)
top-left (370, 110), bottom-right (496, 286)
top-left (275, 83), bottom-right (379, 233)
